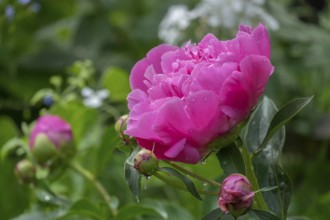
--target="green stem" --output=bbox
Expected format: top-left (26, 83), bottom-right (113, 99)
top-left (153, 172), bottom-right (218, 196)
top-left (164, 161), bottom-right (221, 187)
top-left (101, 104), bottom-right (121, 119)
top-left (68, 161), bottom-right (118, 217)
top-left (240, 145), bottom-right (268, 211)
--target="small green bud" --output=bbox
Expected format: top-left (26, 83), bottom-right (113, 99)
top-left (15, 159), bottom-right (36, 184)
top-left (133, 149), bottom-right (159, 176)
top-left (31, 134), bottom-right (57, 166)
top-left (115, 115), bottom-right (130, 143)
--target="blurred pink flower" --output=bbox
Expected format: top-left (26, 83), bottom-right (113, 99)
top-left (219, 174), bottom-right (254, 217)
top-left (29, 115), bottom-right (73, 150)
top-left (125, 24), bottom-right (274, 164)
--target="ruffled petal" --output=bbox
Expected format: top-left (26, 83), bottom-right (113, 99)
top-left (176, 144), bottom-right (201, 164)
top-left (219, 71), bottom-right (253, 123)
top-left (237, 23), bottom-right (271, 58)
top-left (125, 111), bottom-right (159, 140)
top-left (146, 44), bottom-right (178, 73)
top-left (185, 90), bottom-right (219, 129)
top-left (239, 55), bottom-right (274, 106)
top-left (164, 138), bottom-right (186, 158)
top-left (127, 89), bottom-right (148, 110)
top-left (154, 98), bottom-right (193, 143)
top-left (190, 62), bottom-right (237, 93)
top-left (130, 58), bottom-right (150, 91)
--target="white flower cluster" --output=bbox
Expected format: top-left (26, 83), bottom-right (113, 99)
top-left (159, 0), bottom-right (279, 44)
top-left (81, 87), bottom-right (109, 108)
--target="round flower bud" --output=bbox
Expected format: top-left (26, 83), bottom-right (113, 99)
top-left (31, 133), bottom-right (57, 165)
top-left (218, 173), bottom-right (254, 217)
top-left (133, 149), bottom-right (159, 176)
top-left (29, 115), bottom-right (74, 166)
top-left (15, 159), bottom-right (36, 184)
top-left (115, 115), bottom-right (130, 143)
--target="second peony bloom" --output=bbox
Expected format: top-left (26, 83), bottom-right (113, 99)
top-left (29, 115), bottom-right (74, 165)
top-left (125, 24), bottom-right (274, 164)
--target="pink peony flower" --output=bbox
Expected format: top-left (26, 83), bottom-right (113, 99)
top-left (219, 174), bottom-right (254, 217)
top-left (29, 115), bottom-right (73, 150)
top-left (125, 24), bottom-right (274, 164)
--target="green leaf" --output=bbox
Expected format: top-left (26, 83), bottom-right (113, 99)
top-left (0, 160), bottom-right (30, 219)
top-left (0, 116), bottom-right (18, 148)
top-left (216, 143), bottom-right (246, 175)
top-left (201, 208), bottom-right (223, 220)
top-left (56, 199), bottom-right (102, 220)
top-left (115, 204), bottom-right (166, 220)
top-left (244, 96), bottom-right (292, 218)
top-left (13, 210), bottom-right (59, 220)
top-left (270, 166), bottom-right (292, 219)
top-left (50, 101), bottom-right (99, 148)
top-left (35, 190), bottom-right (67, 207)
top-left (245, 96), bottom-right (278, 153)
top-left (1, 137), bottom-right (25, 160)
top-left (249, 209), bottom-right (280, 220)
top-left (255, 186), bottom-right (278, 193)
top-left (124, 148), bottom-right (141, 201)
top-left (101, 67), bottom-right (130, 102)
top-left (141, 199), bottom-right (194, 219)
top-left (158, 167), bottom-right (202, 200)
top-left (71, 199), bottom-right (100, 213)
top-left (257, 96), bottom-right (313, 153)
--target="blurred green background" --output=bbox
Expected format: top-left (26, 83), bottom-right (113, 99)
top-left (1, 0), bottom-right (330, 219)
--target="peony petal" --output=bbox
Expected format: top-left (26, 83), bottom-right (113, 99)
top-left (185, 90), bottom-right (219, 129)
top-left (125, 111), bottom-right (159, 140)
top-left (149, 97), bottom-right (176, 111)
top-left (238, 24), bottom-right (253, 34)
top-left (252, 23), bottom-right (271, 58)
top-left (127, 89), bottom-right (148, 110)
top-left (190, 62), bottom-right (237, 93)
top-left (129, 102), bottom-right (151, 121)
top-left (161, 49), bottom-right (187, 74)
top-left (237, 23), bottom-right (271, 58)
top-left (177, 144), bottom-right (201, 164)
top-left (130, 58), bottom-right (150, 91)
top-left (146, 44), bottom-right (178, 73)
top-left (164, 138), bottom-right (186, 158)
top-left (154, 98), bottom-right (193, 143)
top-left (219, 71), bottom-right (253, 123)
top-left (198, 33), bottom-right (219, 48)
top-left (239, 55), bottom-right (274, 106)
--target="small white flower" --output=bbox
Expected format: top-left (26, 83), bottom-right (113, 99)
top-left (81, 87), bottom-right (109, 108)
top-left (158, 5), bottom-right (193, 44)
top-left (158, 0), bottom-right (279, 44)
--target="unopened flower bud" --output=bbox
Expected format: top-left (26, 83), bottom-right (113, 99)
top-left (133, 149), bottom-right (159, 176)
top-left (219, 173), bottom-right (254, 217)
top-left (31, 133), bottom-right (57, 165)
top-left (115, 115), bottom-right (130, 143)
top-left (15, 159), bottom-right (36, 184)
top-left (29, 115), bottom-right (74, 166)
